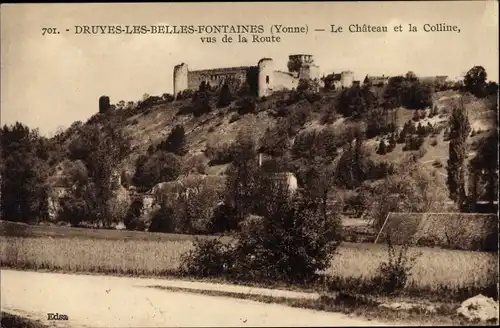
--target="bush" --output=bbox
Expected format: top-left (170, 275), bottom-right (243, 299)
top-left (148, 205), bottom-right (176, 233)
top-left (236, 96), bottom-right (257, 115)
top-left (180, 172), bottom-right (342, 284)
top-left (372, 237), bottom-right (420, 295)
top-left (376, 139), bottom-right (387, 155)
top-left (57, 198), bottom-right (89, 227)
top-left (217, 84), bottom-right (233, 108)
top-left (430, 138), bottom-right (438, 147)
top-left (123, 197), bottom-right (146, 231)
top-left (403, 135), bottom-right (424, 151)
top-left (211, 203), bottom-right (239, 233)
top-left (157, 125), bottom-right (188, 156)
top-left (259, 120), bottom-right (290, 157)
top-left (181, 154), bottom-right (208, 175)
top-left (132, 151), bottom-right (182, 191)
top-left (206, 141), bottom-right (234, 166)
top-left (180, 238), bottom-right (235, 277)
top-left (192, 90), bottom-right (212, 117)
top-left (229, 113), bottom-right (240, 123)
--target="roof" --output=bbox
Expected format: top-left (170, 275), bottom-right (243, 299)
top-left (419, 76), bottom-right (449, 83)
top-left (324, 73), bottom-right (342, 81)
top-left (188, 66), bottom-right (254, 75)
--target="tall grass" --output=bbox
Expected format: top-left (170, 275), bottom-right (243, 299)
top-left (0, 237), bottom-right (191, 275)
top-left (327, 242), bottom-right (497, 298)
top-left (1, 235), bottom-right (496, 300)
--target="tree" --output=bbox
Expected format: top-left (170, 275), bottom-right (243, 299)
top-left (191, 82), bottom-right (212, 117)
top-left (133, 151), bottom-right (181, 192)
top-left (259, 119), bottom-right (290, 157)
top-left (383, 76), bottom-right (406, 109)
top-left (364, 158), bottom-right (453, 229)
top-left (0, 123), bottom-right (49, 223)
top-left (403, 81), bottom-right (433, 110)
top-left (89, 124), bottom-right (130, 227)
top-left (223, 129), bottom-right (260, 223)
top-left (124, 197), bottom-right (146, 231)
top-left (447, 98), bottom-right (471, 209)
top-left (468, 126), bottom-right (498, 209)
top-left (217, 83), bottom-right (233, 108)
top-left (377, 139), bottom-right (387, 155)
top-left (158, 125), bottom-right (188, 156)
top-left (334, 127), bottom-right (369, 189)
top-left (233, 187), bottom-right (342, 283)
top-left (464, 66), bottom-right (487, 98)
top-left (337, 86), bottom-right (366, 118)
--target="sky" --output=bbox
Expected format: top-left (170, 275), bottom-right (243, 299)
top-left (1, 1), bottom-right (498, 136)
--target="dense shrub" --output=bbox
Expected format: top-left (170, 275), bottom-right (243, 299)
top-left (235, 96), bottom-right (257, 115)
top-left (291, 127), bottom-right (338, 162)
top-left (286, 101), bottom-right (311, 135)
top-left (210, 202), bottom-right (239, 233)
top-left (259, 120), bottom-right (290, 157)
top-left (243, 195), bottom-right (342, 283)
top-left (403, 134), bottom-right (425, 151)
top-left (180, 238), bottom-right (235, 277)
top-left (372, 237), bottom-right (420, 295)
top-left (157, 125), bottom-right (188, 156)
top-left (181, 170), bottom-right (342, 284)
top-left (132, 151), bottom-right (181, 192)
top-left (148, 205), bottom-right (176, 233)
top-left (229, 113), bottom-right (240, 123)
top-left (123, 197), bottom-right (146, 231)
top-left (206, 141), bottom-right (234, 166)
top-left (217, 84), bottom-right (233, 108)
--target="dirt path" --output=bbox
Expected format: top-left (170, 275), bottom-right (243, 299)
top-left (1, 269), bottom-right (392, 327)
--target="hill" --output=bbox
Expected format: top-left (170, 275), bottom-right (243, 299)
top-left (2, 76), bottom-right (498, 237)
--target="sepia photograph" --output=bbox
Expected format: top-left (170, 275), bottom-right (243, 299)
top-left (1, 1), bottom-right (499, 327)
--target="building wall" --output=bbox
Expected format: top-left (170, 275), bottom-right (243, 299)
top-left (272, 71), bottom-right (299, 92)
top-left (187, 67), bottom-right (250, 91)
top-left (175, 55), bottom-right (322, 98)
top-left (308, 65), bottom-right (321, 80)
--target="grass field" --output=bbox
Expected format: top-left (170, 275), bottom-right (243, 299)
top-left (1, 220), bottom-right (497, 301)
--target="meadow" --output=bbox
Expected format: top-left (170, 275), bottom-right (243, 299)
top-left (1, 220), bottom-right (497, 301)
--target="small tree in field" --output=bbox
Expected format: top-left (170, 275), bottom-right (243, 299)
top-left (447, 98), bottom-right (471, 209)
top-left (464, 66), bottom-right (487, 98)
top-left (158, 125), bottom-right (188, 156)
top-left (217, 83), bottom-right (233, 108)
top-left (373, 235), bottom-right (420, 295)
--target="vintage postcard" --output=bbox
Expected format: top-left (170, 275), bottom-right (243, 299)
top-left (1, 1), bottom-right (498, 327)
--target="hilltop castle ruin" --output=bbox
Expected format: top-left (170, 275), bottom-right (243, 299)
top-left (173, 54), bottom-right (354, 98)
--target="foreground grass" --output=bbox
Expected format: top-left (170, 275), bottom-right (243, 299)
top-left (1, 235), bottom-right (496, 301)
top-left (144, 285), bottom-right (488, 326)
top-left (1, 312), bottom-right (48, 328)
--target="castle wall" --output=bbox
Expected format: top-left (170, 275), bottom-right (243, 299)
top-left (298, 65), bottom-right (320, 81)
top-left (175, 54), bottom-right (323, 98)
top-left (308, 65), bottom-right (321, 80)
top-left (187, 67), bottom-right (251, 91)
top-left (272, 71), bottom-right (299, 92)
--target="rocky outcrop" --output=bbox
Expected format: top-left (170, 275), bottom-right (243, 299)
top-left (456, 294), bottom-right (499, 323)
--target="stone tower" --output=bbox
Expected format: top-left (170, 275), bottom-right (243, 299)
top-left (258, 58), bottom-right (274, 98)
top-left (173, 63), bottom-right (188, 99)
top-left (99, 95), bottom-right (111, 114)
top-left (287, 54), bottom-right (319, 80)
top-left (340, 71), bottom-right (354, 88)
